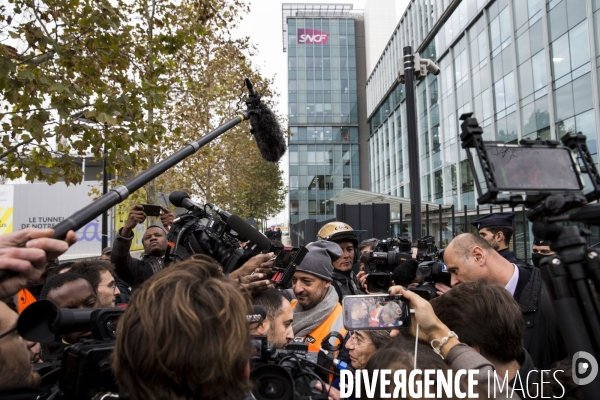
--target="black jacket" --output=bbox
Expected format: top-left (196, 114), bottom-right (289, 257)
top-left (110, 228), bottom-right (172, 287)
top-left (331, 270), bottom-right (362, 302)
top-left (0, 388), bottom-right (39, 400)
top-left (514, 265), bottom-right (566, 369)
top-left (499, 248), bottom-right (518, 263)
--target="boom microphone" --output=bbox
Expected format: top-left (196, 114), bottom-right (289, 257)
top-left (245, 79), bottom-right (287, 163)
top-left (169, 191), bottom-right (203, 212)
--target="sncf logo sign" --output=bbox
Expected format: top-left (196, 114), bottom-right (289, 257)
top-left (297, 28), bottom-right (329, 44)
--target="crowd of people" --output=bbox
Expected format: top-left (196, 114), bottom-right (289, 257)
top-left (0, 205), bottom-right (589, 399)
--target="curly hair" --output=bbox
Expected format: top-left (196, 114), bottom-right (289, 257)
top-left (112, 259), bottom-right (252, 400)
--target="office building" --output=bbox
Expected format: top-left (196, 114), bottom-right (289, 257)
top-left (367, 0), bottom-right (599, 212)
top-left (283, 3), bottom-right (369, 224)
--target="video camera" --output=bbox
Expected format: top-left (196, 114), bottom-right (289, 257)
top-left (250, 334), bottom-right (347, 400)
top-left (459, 112), bottom-right (600, 398)
top-left (18, 300), bottom-right (123, 400)
top-left (168, 191), bottom-right (282, 273)
top-left (411, 248), bottom-right (450, 301)
top-left (360, 236), bottom-right (413, 292)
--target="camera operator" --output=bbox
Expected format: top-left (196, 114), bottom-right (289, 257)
top-left (443, 233), bottom-right (566, 369)
top-left (112, 259), bottom-right (253, 400)
top-left (39, 273), bottom-right (99, 357)
top-left (531, 238), bottom-right (555, 268)
top-left (471, 212), bottom-right (519, 263)
top-left (431, 280), bottom-right (536, 397)
top-left (69, 260), bottom-right (121, 307)
top-left (110, 204), bottom-right (175, 287)
top-left (317, 222), bottom-right (366, 299)
top-left (357, 238), bottom-right (378, 272)
top-left (250, 288), bottom-right (294, 349)
top-left (291, 241), bottom-right (347, 352)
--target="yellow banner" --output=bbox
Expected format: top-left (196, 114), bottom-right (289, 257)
top-left (0, 186), bottom-right (14, 234)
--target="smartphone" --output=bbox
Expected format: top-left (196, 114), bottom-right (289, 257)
top-left (342, 294), bottom-right (411, 330)
top-left (141, 204), bottom-right (162, 217)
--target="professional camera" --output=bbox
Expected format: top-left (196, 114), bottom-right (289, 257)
top-left (410, 251), bottom-right (450, 301)
top-left (168, 191), bottom-right (273, 273)
top-left (459, 112), bottom-right (600, 398)
top-left (408, 238), bottom-right (450, 300)
top-left (361, 236), bottom-right (413, 292)
top-left (250, 334), bottom-right (346, 400)
top-left (415, 235), bottom-right (439, 261)
top-left (18, 300), bottom-right (123, 400)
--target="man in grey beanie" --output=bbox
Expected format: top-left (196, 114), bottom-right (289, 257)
top-left (290, 241), bottom-right (348, 352)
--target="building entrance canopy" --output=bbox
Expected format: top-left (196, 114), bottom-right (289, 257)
top-left (330, 188), bottom-right (451, 214)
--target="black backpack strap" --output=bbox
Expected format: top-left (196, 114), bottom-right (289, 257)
top-left (331, 280), bottom-right (344, 304)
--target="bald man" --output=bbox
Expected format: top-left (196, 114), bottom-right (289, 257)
top-left (442, 233), bottom-right (566, 369)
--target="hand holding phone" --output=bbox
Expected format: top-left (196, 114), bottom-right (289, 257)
top-left (141, 204), bottom-right (162, 217)
top-left (389, 285), bottom-right (454, 345)
top-left (342, 294), bottom-right (411, 331)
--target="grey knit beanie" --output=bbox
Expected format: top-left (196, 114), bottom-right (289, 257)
top-left (296, 240), bottom-right (342, 282)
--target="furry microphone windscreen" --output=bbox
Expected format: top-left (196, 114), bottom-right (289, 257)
top-left (249, 105), bottom-right (287, 163)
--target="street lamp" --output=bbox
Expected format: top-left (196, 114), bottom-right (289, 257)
top-left (71, 112), bottom-right (109, 252)
top-left (398, 47), bottom-right (440, 240)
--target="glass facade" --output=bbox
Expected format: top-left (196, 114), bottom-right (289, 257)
top-left (287, 15), bottom-right (361, 223)
top-left (367, 0), bottom-right (599, 210)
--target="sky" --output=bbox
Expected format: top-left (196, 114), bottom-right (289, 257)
top-left (235, 0), bottom-right (408, 228)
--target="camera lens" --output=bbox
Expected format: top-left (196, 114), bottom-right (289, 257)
top-left (259, 379), bottom-right (285, 399)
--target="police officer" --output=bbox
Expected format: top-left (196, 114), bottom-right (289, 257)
top-left (531, 238), bottom-right (555, 268)
top-left (471, 212), bottom-right (519, 263)
top-left (317, 222), bottom-right (366, 300)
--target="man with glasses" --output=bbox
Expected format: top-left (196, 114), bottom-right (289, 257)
top-left (70, 260), bottom-right (121, 308)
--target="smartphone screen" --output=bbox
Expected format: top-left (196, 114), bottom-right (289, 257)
top-left (141, 204), bottom-right (162, 217)
top-left (342, 294), bottom-right (411, 330)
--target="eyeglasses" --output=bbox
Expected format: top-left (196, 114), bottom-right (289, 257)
top-left (349, 331), bottom-right (373, 346)
top-left (99, 281), bottom-right (118, 291)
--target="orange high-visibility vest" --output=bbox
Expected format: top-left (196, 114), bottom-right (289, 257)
top-left (291, 300), bottom-right (347, 352)
top-left (17, 288), bottom-right (36, 314)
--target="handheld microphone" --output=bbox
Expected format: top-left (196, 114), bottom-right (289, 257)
top-left (245, 79), bottom-right (287, 163)
top-left (392, 259), bottom-right (420, 286)
top-left (227, 214), bottom-right (280, 253)
top-left (247, 305), bottom-right (267, 323)
top-left (169, 191), bottom-right (203, 212)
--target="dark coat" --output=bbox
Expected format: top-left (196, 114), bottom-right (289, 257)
top-left (110, 228), bottom-right (171, 287)
top-left (0, 388), bottom-right (39, 400)
top-left (331, 270), bottom-right (363, 302)
top-left (514, 265), bottom-right (567, 369)
top-left (499, 247), bottom-right (518, 263)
